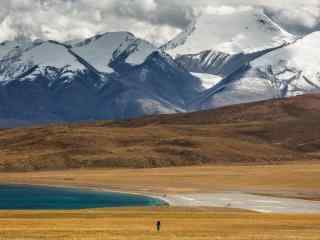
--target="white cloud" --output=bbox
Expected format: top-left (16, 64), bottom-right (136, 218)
top-left (264, 5), bottom-right (320, 35)
top-left (204, 5), bottom-right (253, 15)
top-left (0, 0), bottom-right (318, 44)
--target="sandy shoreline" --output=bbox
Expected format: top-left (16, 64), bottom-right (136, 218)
top-left (164, 192), bottom-right (320, 214)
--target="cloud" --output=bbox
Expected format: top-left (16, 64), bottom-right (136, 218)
top-left (203, 5), bottom-right (253, 16)
top-left (0, 0), bottom-right (318, 44)
top-left (264, 5), bottom-right (320, 35)
top-left (0, 0), bottom-right (195, 45)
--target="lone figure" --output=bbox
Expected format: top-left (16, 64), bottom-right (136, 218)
top-left (156, 220), bottom-right (161, 232)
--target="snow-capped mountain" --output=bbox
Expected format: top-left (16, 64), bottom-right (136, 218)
top-left (0, 32), bottom-right (158, 84)
top-left (0, 41), bottom-right (86, 84)
top-left (251, 31), bottom-right (320, 97)
top-left (163, 7), bottom-right (297, 90)
top-left (95, 51), bottom-right (202, 120)
top-left (0, 32), bottom-right (202, 126)
top-left (175, 43), bottom-right (288, 89)
top-left (190, 31), bottom-right (320, 110)
top-left (159, 6), bottom-right (320, 111)
top-left (164, 8), bottom-right (296, 56)
top-left (0, 35), bottom-right (39, 60)
top-left (71, 32), bottom-right (157, 74)
top-left (0, 5), bottom-right (319, 127)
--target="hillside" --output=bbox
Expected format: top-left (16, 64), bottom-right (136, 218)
top-left (0, 94), bottom-right (320, 171)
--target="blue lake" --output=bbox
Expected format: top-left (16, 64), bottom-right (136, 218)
top-left (0, 185), bottom-right (165, 210)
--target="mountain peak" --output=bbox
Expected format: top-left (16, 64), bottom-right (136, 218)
top-left (165, 7), bottom-right (296, 57)
top-left (71, 31), bottom-right (157, 74)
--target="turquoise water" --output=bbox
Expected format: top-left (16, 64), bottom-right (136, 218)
top-left (0, 185), bottom-right (165, 210)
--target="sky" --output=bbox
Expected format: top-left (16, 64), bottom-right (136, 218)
top-left (0, 0), bottom-right (319, 45)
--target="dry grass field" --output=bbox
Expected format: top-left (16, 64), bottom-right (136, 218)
top-left (1, 94), bottom-right (320, 171)
top-left (0, 207), bottom-right (320, 240)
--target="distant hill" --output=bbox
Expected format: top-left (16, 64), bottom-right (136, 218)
top-left (1, 94), bottom-right (320, 171)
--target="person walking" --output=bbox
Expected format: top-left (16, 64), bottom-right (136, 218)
top-left (156, 220), bottom-right (161, 232)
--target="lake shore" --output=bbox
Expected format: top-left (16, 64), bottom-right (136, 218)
top-left (1, 161), bottom-right (320, 213)
top-left (3, 182), bottom-right (320, 213)
top-left (0, 162), bottom-right (320, 239)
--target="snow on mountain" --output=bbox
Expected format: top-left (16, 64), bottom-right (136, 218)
top-left (190, 31), bottom-right (320, 111)
top-left (250, 31), bottom-right (320, 97)
top-left (165, 7), bottom-right (296, 57)
top-left (161, 18), bottom-right (196, 52)
top-left (0, 41), bottom-right (86, 83)
top-left (0, 32), bottom-right (158, 82)
top-left (0, 36), bottom-right (41, 61)
top-left (0, 32), bottom-right (203, 127)
top-left (71, 32), bottom-right (157, 74)
top-left (174, 43), bottom-right (287, 78)
top-left (175, 43), bottom-right (289, 99)
top-left (0, 7), bottom-right (318, 128)
top-left (189, 69), bottom-right (277, 111)
top-left (161, 5), bottom-right (320, 111)
top-left (21, 41), bottom-right (84, 71)
top-left (190, 72), bottom-right (222, 89)
top-left (175, 50), bottom-right (231, 76)
top-left (163, 7), bottom-right (298, 94)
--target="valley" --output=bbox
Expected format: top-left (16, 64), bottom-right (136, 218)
top-left (0, 2), bottom-right (319, 239)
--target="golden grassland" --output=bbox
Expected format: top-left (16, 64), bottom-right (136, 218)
top-left (0, 207), bottom-right (320, 240)
top-left (0, 161), bottom-right (320, 200)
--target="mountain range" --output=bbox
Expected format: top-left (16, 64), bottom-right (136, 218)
top-left (0, 7), bottom-right (319, 127)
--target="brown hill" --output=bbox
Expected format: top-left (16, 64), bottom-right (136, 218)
top-left (1, 94), bottom-right (320, 171)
